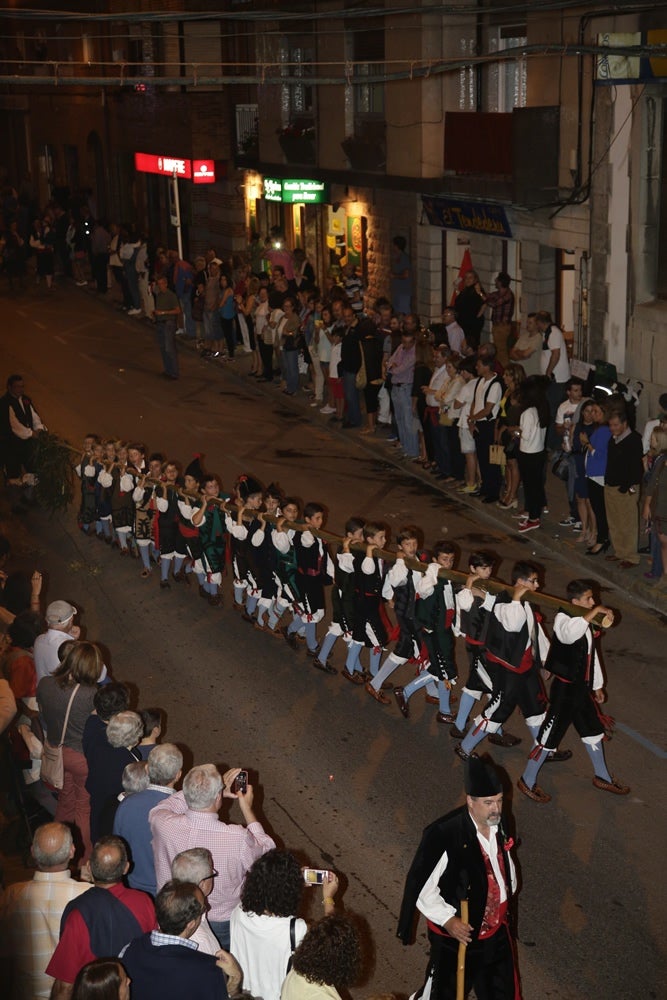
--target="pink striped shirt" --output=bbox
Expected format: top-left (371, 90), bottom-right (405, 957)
top-left (149, 791), bottom-right (275, 921)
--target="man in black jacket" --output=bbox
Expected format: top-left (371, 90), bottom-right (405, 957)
top-left (397, 757), bottom-right (519, 1000)
top-left (604, 410), bottom-right (643, 568)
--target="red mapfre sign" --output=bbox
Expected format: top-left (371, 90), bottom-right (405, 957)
top-left (134, 153), bottom-right (192, 178)
top-left (193, 160), bottom-right (216, 184)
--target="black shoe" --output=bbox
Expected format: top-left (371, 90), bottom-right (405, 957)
top-left (241, 611), bottom-right (255, 624)
top-left (306, 645), bottom-right (321, 659)
top-left (160, 580), bottom-right (171, 590)
top-left (545, 748), bottom-right (573, 763)
top-left (454, 743), bottom-right (477, 761)
top-left (449, 725), bottom-right (467, 739)
top-left (393, 686), bottom-right (409, 718)
top-left (313, 659), bottom-right (337, 675)
top-left (285, 632), bottom-right (300, 650)
top-left (488, 731), bottom-right (522, 748)
top-left (586, 540), bottom-right (610, 556)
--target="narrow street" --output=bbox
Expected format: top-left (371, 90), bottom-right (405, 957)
top-left (2, 282), bottom-right (665, 999)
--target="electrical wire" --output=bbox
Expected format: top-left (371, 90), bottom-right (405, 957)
top-left (0, 40), bottom-right (664, 88)
top-left (0, 0), bottom-right (664, 25)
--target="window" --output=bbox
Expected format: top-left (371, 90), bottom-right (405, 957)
top-left (353, 28), bottom-right (384, 118)
top-left (281, 36), bottom-right (315, 123)
top-left (458, 36), bottom-right (477, 111)
top-left (486, 25), bottom-right (527, 113)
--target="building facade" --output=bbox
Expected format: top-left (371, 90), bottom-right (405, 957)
top-left (0, 2), bottom-right (665, 416)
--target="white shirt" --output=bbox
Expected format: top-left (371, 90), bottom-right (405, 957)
top-left (9, 397), bottom-right (45, 440)
top-left (471, 375), bottom-right (502, 420)
top-left (555, 398), bottom-right (582, 452)
top-left (34, 628), bottom-right (74, 683)
top-left (552, 612), bottom-right (603, 690)
top-left (492, 600), bottom-right (550, 662)
top-left (230, 907), bottom-right (307, 1000)
top-left (425, 364), bottom-right (449, 407)
top-left (642, 417), bottom-right (661, 455)
top-left (455, 379), bottom-right (476, 425)
top-left (445, 320), bottom-right (466, 355)
top-left (540, 326), bottom-right (570, 383)
top-left (416, 815), bottom-right (517, 928)
top-left (329, 341), bottom-right (342, 377)
top-left (519, 407), bottom-right (546, 453)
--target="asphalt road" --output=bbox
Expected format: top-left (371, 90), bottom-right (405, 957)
top-left (1, 281), bottom-right (665, 999)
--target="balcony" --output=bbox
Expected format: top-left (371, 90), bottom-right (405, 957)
top-left (341, 119), bottom-right (386, 173)
top-left (277, 121), bottom-right (316, 166)
top-left (443, 108), bottom-right (560, 206)
top-left (444, 112), bottom-right (512, 177)
top-left (235, 103), bottom-right (259, 165)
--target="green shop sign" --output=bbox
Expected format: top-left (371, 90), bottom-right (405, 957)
top-left (263, 177), bottom-right (329, 204)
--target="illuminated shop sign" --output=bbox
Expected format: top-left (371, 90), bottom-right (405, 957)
top-left (135, 152), bottom-right (192, 178)
top-left (135, 154), bottom-right (218, 185)
top-left (192, 160), bottom-right (216, 184)
top-left (263, 177), bottom-right (329, 204)
top-left (421, 195), bottom-right (512, 239)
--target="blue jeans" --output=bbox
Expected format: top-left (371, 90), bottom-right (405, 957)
top-left (208, 919), bottom-right (230, 951)
top-left (283, 349), bottom-right (299, 394)
top-left (123, 262), bottom-right (140, 309)
top-left (179, 295), bottom-right (196, 339)
top-left (342, 370), bottom-right (362, 426)
top-left (156, 319), bottom-right (179, 378)
top-left (391, 383), bottom-right (418, 456)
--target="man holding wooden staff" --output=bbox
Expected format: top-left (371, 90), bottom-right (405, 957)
top-left (397, 757), bottom-right (520, 1000)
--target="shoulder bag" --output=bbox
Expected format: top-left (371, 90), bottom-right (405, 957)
top-left (40, 683), bottom-right (80, 790)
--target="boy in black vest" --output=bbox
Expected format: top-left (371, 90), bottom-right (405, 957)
top-left (518, 579), bottom-right (630, 802)
top-left (394, 541), bottom-right (458, 722)
top-left (277, 502), bottom-right (334, 657)
top-left (451, 552), bottom-right (520, 748)
top-left (365, 527), bottom-right (422, 706)
top-left (318, 516), bottom-right (365, 677)
top-left (455, 561), bottom-right (550, 761)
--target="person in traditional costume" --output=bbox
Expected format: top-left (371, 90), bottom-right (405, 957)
top-left (394, 541), bottom-right (458, 723)
top-left (517, 579), bottom-right (630, 802)
top-left (397, 756), bottom-right (520, 1000)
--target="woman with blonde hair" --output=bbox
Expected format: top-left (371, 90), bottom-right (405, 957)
top-left (36, 641), bottom-right (106, 860)
top-left (641, 426), bottom-right (667, 585)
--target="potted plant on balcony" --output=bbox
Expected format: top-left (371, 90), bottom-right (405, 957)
top-left (341, 134), bottom-right (386, 172)
top-left (277, 124), bottom-right (316, 165)
top-left (239, 128), bottom-right (259, 163)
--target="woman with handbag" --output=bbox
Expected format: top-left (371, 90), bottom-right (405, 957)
top-left (436, 355), bottom-right (466, 482)
top-left (496, 363), bottom-right (525, 509)
top-left (36, 641), bottom-right (106, 861)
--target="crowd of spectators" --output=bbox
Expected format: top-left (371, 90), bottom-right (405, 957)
top-left (0, 576), bottom-right (359, 1000)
